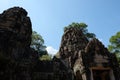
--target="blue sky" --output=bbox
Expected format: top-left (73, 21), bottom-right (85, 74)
top-left (0, 0), bottom-right (120, 55)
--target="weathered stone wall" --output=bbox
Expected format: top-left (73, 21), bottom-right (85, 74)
top-left (59, 27), bottom-right (88, 68)
top-left (0, 7), bottom-right (38, 80)
top-left (83, 38), bottom-right (120, 80)
top-left (58, 27), bottom-right (89, 80)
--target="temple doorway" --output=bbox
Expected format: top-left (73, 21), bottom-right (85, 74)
top-left (90, 67), bottom-right (115, 80)
top-left (93, 70), bottom-right (110, 80)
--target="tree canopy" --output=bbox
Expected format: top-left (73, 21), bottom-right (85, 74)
top-left (108, 31), bottom-right (120, 64)
top-left (30, 31), bottom-right (48, 56)
top-left (39, 54), bottom-right (52, 61)
top-left (30, 31), bottom-right (53, 60)
top-left (64, 22), bottom-right (96, 40)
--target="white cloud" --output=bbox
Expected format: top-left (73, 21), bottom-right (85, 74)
top-left (46, 46), bottom-right (58, 56)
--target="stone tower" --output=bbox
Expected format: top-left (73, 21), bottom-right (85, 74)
top-left (59, 27), bottom-right (120, 80)
top-left (0, 7), bottom-right (38, 80)
top-left (82, 38), bottom-right (120, 80)
top-left (59, 27), bottom-right (88, 68)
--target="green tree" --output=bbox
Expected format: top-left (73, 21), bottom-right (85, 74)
top-left (108, 31), bottom-right (120, 64)
top-left (54, 52), bottom-right (60, 58)
top-left (39, 54), bottom-right (52, 61)
top-left (31, 31), bottom-right (47, 56)
top-left (64, 22), bottom-right (96, 40)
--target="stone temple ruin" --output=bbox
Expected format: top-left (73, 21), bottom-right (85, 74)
top-left (0, 7), bottom-right (120, 80)
top-left (59, 27), bottom-right (120, 80)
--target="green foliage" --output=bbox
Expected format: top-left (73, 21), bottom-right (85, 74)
top-left (39, 54), bottom-right (52, 61)
top-left (64, 22), bottom-right (96, 40)
top-left (31, 31), bottom-right (48, 56)
top-left (108, 31), bottom-right (120, 64)
top-left (54, 52), bottom-right (60, 58)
